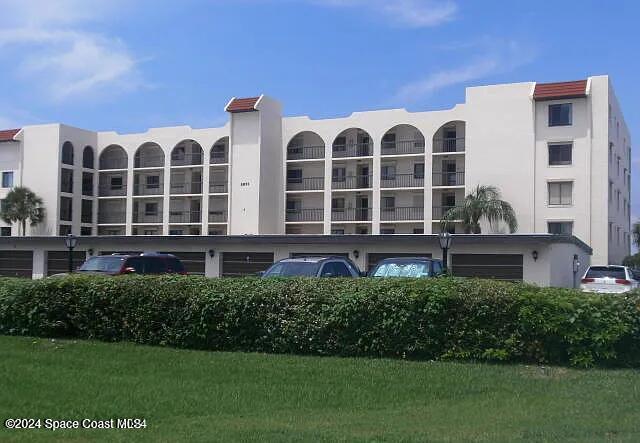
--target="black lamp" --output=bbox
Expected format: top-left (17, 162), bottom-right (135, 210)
top-left (208, 249), bottom-right (215, 258)
top-left (532, 250), bottom-right (538, 261)
top-left (64, 234), bottom-right (78, 273)
top-left (438, 232), bottom-right (453, 271)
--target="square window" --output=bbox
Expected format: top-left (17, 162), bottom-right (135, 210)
top-left (144, 202), bottom-right (158, 216)
top-left (59, 224), bottom-right (72, 236)
top-left (548, 103), bottom-right (572, 126)
top-left (287, 169), bottom-right (303, 184)
top-left (382, 196), bottom-right (395, 209)
top-left (331, 198), bottom-right (345, 210)
top-left (332, 167), bottom-right (346, 182)
top-left (381, 165), bottom-right (396, 180)
top-left (548, 143), bottom-right (572, 165)
top-left (146, 175), bottom-right (160, 189)
top-left (82, 172), bottom-right (93, 196)
top-left (2, 171), bottom-right (13, 188)
top-left (413, 163), bottom-right (425, 179)
top-left (110, 176), bottom-right (123, 190)
top-left (548, 221), bottom-right (573, 235)
top-left (548, 182), bottom-right (573, 206)
top-left (80, 226), bottom-right (92, 236)
top-left (81, 199), bottom-right (93, 224)
top-left (0, 226), bottom-right (11, 236)
top-left (60, 169), bottom-right (73, 193)
top-left (60, 196), bottom-right (73, 221)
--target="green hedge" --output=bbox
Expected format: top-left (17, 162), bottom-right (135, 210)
top-left (0, 275), bottom-right (639, 367)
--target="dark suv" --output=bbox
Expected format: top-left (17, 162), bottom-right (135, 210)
top-left (77, 253), bottom-right (186, 276)
top-left (261, 256), bottom-right (362, 278)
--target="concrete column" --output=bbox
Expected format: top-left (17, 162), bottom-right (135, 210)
top-left (32, 248), bottom-right (46, 279)
top-left (323, 143), bottom-right (332, 235)
top-left (424, 148), bottom-right (433, 234)
top-left (125, 151), bottom-right (134, 235)
top-left (205, 250), bottom-right (220, 277)
top-left (162, 162), bottom-right (171, 235)
top-left (202, 164), bottom-right (210, 235)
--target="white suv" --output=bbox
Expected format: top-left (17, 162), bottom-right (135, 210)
top-left (580, 265), bottom-right (639, 294)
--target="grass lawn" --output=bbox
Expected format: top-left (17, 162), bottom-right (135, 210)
top-left (0, 336), bottom-right (639, 442)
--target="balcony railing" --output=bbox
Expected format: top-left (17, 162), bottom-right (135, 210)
top-left (381, 206), bottom-right (424, 221)
top-left (287, 177), bottom-right (324, 191)
top-left (98, 185), bottom-right (127, 197)
top-left (208, 210), bottom-right (228, 223)
top-left (134, 154), bottom-right (165, 168)
top-left (170, 181), bottom-right (203, 194)
top-left (432, 171), bottom-right (465, 187)
top-left (286, 208), bottom-right (324, 222)
top-left (209, 181), bottom-right (228, 193)
top-left (133, 213), bottom-right (162, 223)
top-left (169, 210), bottom-right (202, 223)
top-left (433, 137), bottom-right (465, 153)
top-left (432, 206), bottom-right (461, 220)
top-left (98, 211), bottom-right (126, 224)
top-left (332, 175), bottom-right (372, 190)
top-left (99, 157), bottom-right (128, 170)
top-left (210, 152), bottom-right (228, 164)
top-left (287, 145), bottom-right (325, 161)
top-left (331, 207), bottom-right (371, 221)
top-left (133, 183), bottom-right (163, 196)
top-left (171, 153), bottom-right (203, 167)
top-left (380, 173), bottom-right (424, 188)
top-left (381, 139), bottom-right (425, 155)
top-left (332, 142), bottom-right (372, 158)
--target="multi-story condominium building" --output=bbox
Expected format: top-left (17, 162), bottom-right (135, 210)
top-left (0, 75), bottom-right (631, 265)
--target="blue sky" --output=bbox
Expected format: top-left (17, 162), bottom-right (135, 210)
top-left (0, 0), bottom-right (638, 216)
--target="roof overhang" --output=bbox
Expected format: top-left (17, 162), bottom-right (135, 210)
top-left (533, 80), bottom-right (588, 101)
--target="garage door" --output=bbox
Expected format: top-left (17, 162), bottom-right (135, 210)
top-left (47, 251), bottom-right (87, 276)
top-left (0, 251), bottom-right (33, 278)
top-left (222, 252), bottom-right (274, 277)
top-left (160, 252), bottom-right (205, 275)
top-left (451, 254), bottom-right (523, 280)
top-left (367, 252), bottom-right (431, 271)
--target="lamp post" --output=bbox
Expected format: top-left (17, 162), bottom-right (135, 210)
top-left (64, 234), bottom-right (78, 274)
top-left (438, 231), bottom-right (453, 272)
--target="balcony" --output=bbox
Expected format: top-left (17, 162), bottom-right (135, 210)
top-left (332, 175), bottom-right (372, 190)
top-left (208, 210), bottom-right (227, 223)
top-left (433, 137), bottom-right (465, 153)
top-left (170, 181), bottom-right (203, 194)
top-left (287, 145), bottom-right (325, 161)
top-left (210, 152), bottom-right (228, 164)
top-left (432, 171), bottom-right (465, 187)
top-left (287, 177), bottom-right (324, 192)
top-left (331, 208), bottom-right (371, 222)
top-left (169, 210), bottom-right (202, 224)
top-left (380, 173), bottom-right (424, 189)
top-left (98, 211), bottom-right (126, 224)
top-left (286, 208), bottom-right (324, 222)
top-left (171, 152), bottom-right (203, 167)
top-left (133, 213), bottom-right (162, 224)
top-left (133, 183), bottom-right (163, 196)
top-left (332, 142), bottom-right (372, 158)
top-left (134, 154), bottom-right (164, 169)
top-left (209, 181), bottom-right (228, 193)
top-left (432, 206), bottom-right (461, 220)
top-left (381, 206), bottom-right (424, 221)
top-left (381, 140), bottom-right (425, 156)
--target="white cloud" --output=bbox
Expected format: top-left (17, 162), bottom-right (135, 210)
top-left (393, 39), bottom-right (535, 103)
top-left (311, 0), bottom-right (457, 27)
top-left (0, 0), bottom-right (143, 102)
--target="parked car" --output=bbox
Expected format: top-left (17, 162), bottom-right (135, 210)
top-left (369, 257), bottom-right (445, 278)
top-left (261, 256), bottom-right (362, 278)
top-left (580, 265), bottom-right (639, 293)
top-left (75, 252), bottom-right (187, 276)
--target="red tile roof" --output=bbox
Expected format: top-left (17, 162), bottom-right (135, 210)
top-left (0, 128), bottom-right (20, 142)
top-left (533, 80), bottom-right (588, 101)
top-left (226, 97), bottom-right (260, 113)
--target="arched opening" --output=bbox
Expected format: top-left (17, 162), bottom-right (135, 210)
top-left (171, 139), bottom-right (204, 166)
top-left (99, 145), bottom-right (128, 170)
top-left (82, 146), bottom-right (95, 169)
top-left (134, 142), bottom-right (164, 168)
top-left (210, 137), bottom-right (229, 164)
top-left (432, 121), bottom-right (466, 153)
top-left (381, 124), bottom-right (425, 155)
top-left (332, 128), bottom-right (372, 158)
top-left (61, 141), bottom-right (74, 165)
top-left (286, 131), bottom-right (325, 160)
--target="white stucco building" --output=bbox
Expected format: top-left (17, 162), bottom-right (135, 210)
top-left (0, 75), bottom-right (631, 268)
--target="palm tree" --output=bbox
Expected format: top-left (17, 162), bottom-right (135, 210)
top-left (632, 221), bottom-right (640, 250)
top-left (0, 187), bottom-right (45, 236)
top-left (442, 185), bottom-right (517, 234)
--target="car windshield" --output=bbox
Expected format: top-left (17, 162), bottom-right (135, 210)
top-left (585, 266), bottom-right (626, 279)
top-left (78, 256), bottom-right (125, 273)
top-left (263, 262), bottom-right (321, 277)
top-left (372, 261), bottom-right (430, 277)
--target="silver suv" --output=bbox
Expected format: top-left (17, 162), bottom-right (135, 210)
top-left (261, 256), bottom-right (362, 278)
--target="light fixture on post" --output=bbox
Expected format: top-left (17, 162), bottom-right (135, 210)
top-left (532, 250), bottom-right (538, 262)
top-left (208, 249), bottom-right (215, 258)
top-left (352, 250), bottom-right (360, 259)
top-left (438, 231), bottom-right (453, 271)
top-left (64, 234), bottom-right (78, 274)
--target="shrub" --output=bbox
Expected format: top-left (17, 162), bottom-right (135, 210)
top-left (0, 275), bottom-right (639, 367)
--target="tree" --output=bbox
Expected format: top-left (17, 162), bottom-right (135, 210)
top-left (0, 187), bottom-right (45, 236)
top-left (632, 221), bottom-right (640, 250)
top-left (442, 185), bottom-right (517, 234)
